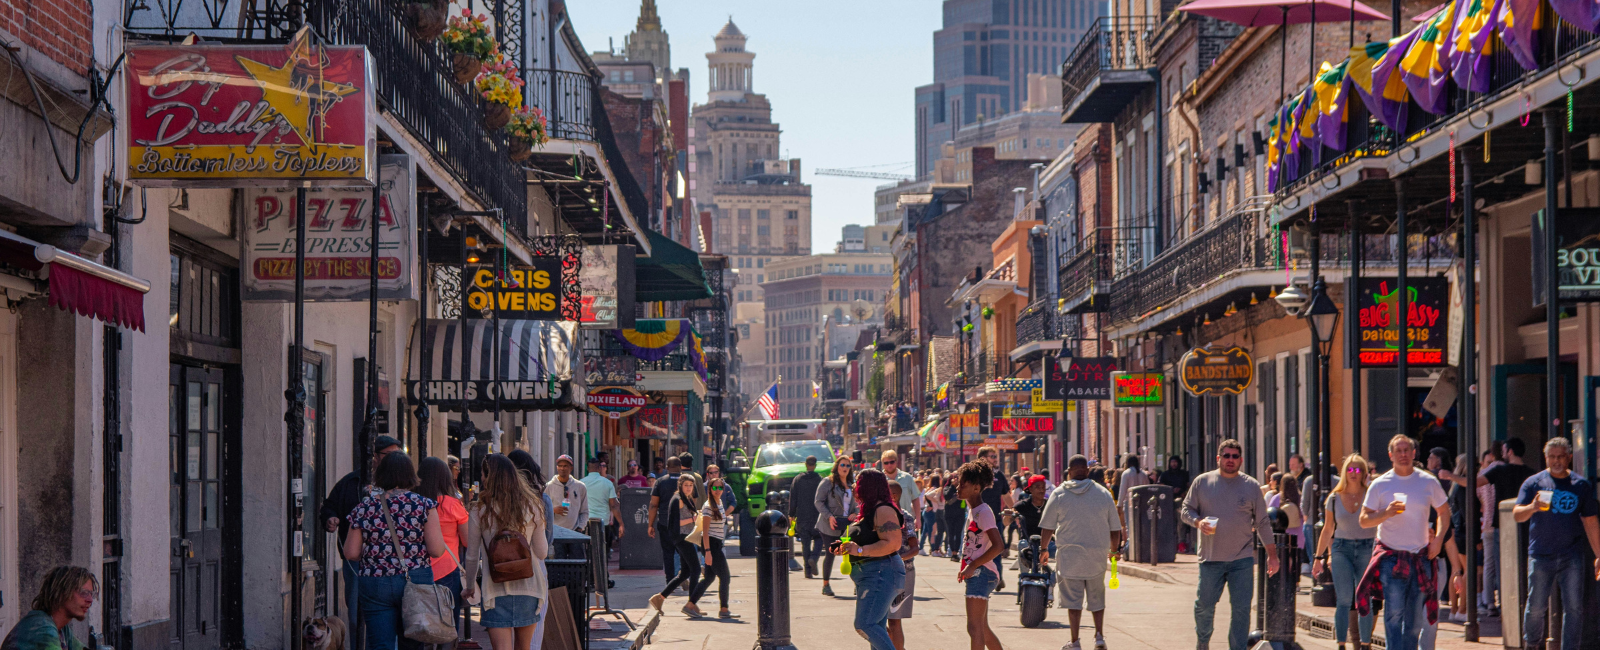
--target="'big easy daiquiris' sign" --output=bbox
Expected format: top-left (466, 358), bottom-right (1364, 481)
top-left (124, 31), bottom-right (375, 187)
top-left (1355, 277), bottom-right (1448, 366)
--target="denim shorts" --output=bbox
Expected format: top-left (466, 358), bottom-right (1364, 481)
top-left (964, 567), bottom-right (998, 599)
top-left (480, 594), bottom-right (542, 628)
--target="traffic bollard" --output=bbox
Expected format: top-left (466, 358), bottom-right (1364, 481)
top-left (1253, 507), bottom-right (1303, 650)
top-left (754, 510), bottom-right (798, 650)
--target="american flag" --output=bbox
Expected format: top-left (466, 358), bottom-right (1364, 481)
top-left (756, 382), bottom-right (780, 420)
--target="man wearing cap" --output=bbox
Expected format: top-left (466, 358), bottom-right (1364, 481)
top-left (548, 454), bottom-right (590, 532)
top-left (320, 434), bottom-right (403, 617)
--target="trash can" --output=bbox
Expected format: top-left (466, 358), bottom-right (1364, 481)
top-left (1500, 498), bottom-right (1529, 649)
top-left (549, 526), bottom-right (591, 650)
top-left (1127, 484), bottom-right (1176, 564)
top-left (618, 486), bottom-right (661, 570)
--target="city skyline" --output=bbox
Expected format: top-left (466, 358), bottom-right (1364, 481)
top-left (570, 1), bottom-right (937, 247)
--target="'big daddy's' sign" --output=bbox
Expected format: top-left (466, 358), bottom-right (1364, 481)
top-left (124, 31), bottom-right (375, 187)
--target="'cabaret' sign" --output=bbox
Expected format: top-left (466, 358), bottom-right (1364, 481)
top-left (124, 31), bottom-right (375, 187)
top-left (1043, 355), bottom-right (1117, 400)
top-left (1178, 347), bottom-right (1254, 396)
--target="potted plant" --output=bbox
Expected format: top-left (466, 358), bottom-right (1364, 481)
top-left (475, 56), bottom-right (523, 130)
top-left (401, 0), bottom-right (449, 42)
top-left (505, 106), bottom-right (548, 161)
top-left (441, 9), bottom-right (496, 86)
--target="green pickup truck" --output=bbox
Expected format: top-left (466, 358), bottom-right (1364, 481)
top-left (725, 439), bottom-right (835, 555)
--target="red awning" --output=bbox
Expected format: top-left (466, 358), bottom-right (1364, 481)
top-left (0, 230), bottom-right (149, 331)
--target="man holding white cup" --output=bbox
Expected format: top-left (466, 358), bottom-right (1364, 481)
top-left (1356, 435), bottom-right (1450, 650)
top-left (1180, 439), bottom-right (1277, 650)
top-left (1510, 437), bottom-right (1600, 650)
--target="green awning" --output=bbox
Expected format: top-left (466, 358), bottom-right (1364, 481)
top-left (635, 228), bottom-right (712, 302)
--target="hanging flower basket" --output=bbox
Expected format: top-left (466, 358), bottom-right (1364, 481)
top-left (442, 10), bottom-right (496, 85)
top-left (452, 53), bottom-right (482, 86)
top-left (402, 0), bottom-right (449, 42)
top-left (508, 136), bottom-right (534, 162)
top-left (474, 56), bottom-right (524, 130)
top-left (483, 102), bottom-right (512, 129)
top-left (506, 106), bottom-right (548, 158)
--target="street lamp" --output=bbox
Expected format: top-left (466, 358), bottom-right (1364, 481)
top-left (1305, 276), bottom-right (1340, 607)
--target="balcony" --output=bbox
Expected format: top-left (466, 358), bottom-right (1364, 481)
top-left (1057, 228), bottom-right (1113, 313)
top-left (122, 0), bottom-right (529, 228)
top-left (1010, 299), bottom-right (1063, 362)
top-left (1107, 209), bottom-right (1270, 325)
top-left (1062, 17), bottom-right (1158, 124)
top-left (526, 69), bottom-right (596, 141)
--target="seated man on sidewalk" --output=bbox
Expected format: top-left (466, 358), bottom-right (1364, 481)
top-left (1356, 434), bottom-right (1449, 650)
top-left (1180, 439), bottom-right (1278, 650)
top-left (1039, 455), bottom-right (1122, 650)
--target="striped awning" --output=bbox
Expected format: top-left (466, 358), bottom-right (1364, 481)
top-left (410, 318), bottom-right (578, 382)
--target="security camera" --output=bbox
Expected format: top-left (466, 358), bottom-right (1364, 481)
top-left (1275, 284), bottom-right (1310, 317)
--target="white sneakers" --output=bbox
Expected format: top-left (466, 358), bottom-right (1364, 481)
top-left (1062, 642), bottom-right (1082, 650)
top-left (1062, 636), bottom-right (1106, 650)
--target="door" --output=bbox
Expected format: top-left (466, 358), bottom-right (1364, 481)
top-left (170, 365), bottom-right (225, 650)
top-left (295, 352), bottom-right (330, 621)
top-left (1493, 363), bottom-right (1579, 474)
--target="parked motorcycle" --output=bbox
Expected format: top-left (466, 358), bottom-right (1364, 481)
top-left (1016, 534), bottom-right (1054, 628)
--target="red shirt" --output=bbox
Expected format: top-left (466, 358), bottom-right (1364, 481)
top-left (430, 494), bottom-right (468, 580)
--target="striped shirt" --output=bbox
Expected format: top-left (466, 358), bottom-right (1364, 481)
top-left (699, 503), bottom-right (727, 540)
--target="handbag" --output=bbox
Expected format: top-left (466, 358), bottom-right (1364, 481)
top-left (377, 493), bottom-right (458, 644)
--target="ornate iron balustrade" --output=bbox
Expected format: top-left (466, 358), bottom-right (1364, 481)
top-left (1111, 226), bottom-right (1157, 281)
top-left (1062, 16), bottom-right (1158, 105)
top-left (1015, 299), bottom-right (1055, 346)
top-left (124, 0), bottom-right (530, 229)
top-left (527, 68), bottom-right (597, 141)
top-left (1107, 210), bottom-right (1267, 324)
top-left (1057, 228), bottom-right (1113, 307)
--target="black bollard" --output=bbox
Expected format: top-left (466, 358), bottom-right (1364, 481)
top-left (1254, 507), bottom-right (1303, 650)
top-left (754, 510), bottom-right (798, 650)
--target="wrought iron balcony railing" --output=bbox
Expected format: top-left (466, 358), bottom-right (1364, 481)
top-left (1107, 209), bottom-right (1268, 325)
top-left (1014, 299), bottom-right (1056, 346)
top-left (1061, 16), bottom-right (1158, 123)
top-left (526, 68), bottom-right (596, 141)
top-left (1057, 228), bottom-right (1113, 311)
top-left (123, 0), bottom-right (530, 229)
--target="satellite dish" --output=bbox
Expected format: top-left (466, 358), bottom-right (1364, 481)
top-left (851, 300), bottom-right (875, 322)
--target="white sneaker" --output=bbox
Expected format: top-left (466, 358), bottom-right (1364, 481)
top-left (1061, 642), bottom-right (1082, 650)
top-left (1094, 635), bottom-right (1107, 650)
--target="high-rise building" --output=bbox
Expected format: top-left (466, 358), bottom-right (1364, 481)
top-left (914, 0), bottom-right (1104, 179)
top-left (690, 19), bottom-right (813, 407)
top-left (759, 251), bottom-right (893, 418)
top-left (625, 0), bottom-right (671, 78)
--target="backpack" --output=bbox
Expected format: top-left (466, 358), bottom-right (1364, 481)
top-left (486, 526), bottom-right (534, 583)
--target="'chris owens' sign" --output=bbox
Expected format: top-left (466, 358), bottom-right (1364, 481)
top-left (405, 379), bottom-right (567, 411)
top-left (463, 257), bottom-right (564, 320)
top-left (1355, 277), bottom-right (1448, 366)
top-left (1178, 347), bottom-right (1254, 396)
top-left (1043, 355), bottom-right (1117, 400)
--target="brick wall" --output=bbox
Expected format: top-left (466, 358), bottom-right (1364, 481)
top-left (0, 0), bottom-right (92, 76)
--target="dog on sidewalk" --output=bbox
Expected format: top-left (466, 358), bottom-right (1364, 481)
top-left (303, 615), bottom-right (348, 650)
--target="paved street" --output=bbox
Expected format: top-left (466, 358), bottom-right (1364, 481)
top-left (586, 550), bottom-right (1509, 650)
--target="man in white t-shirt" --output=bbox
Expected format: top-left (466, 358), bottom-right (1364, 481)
top-left (1358, 435), bottom-right (1449, 650)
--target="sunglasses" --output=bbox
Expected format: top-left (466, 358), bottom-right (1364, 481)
top-left (1347, 466), bottom-right (1364, 473)
top-left (1219, 453), bottom-right (1242, 460)
top-left (883, 460), bottom-right (898, 465)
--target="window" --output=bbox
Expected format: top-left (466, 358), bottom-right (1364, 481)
top-left (624, 70), bottom-right (635, 82)
top-left (757, 225), bottom-right (770, 236)
top-left (786, 210), bottom-right (799, 220)
top-left (758, 209), bottom-right (771, 220)
top-left (757, 258), bottom-right (765, 268)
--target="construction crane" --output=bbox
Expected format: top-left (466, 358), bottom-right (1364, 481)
top-left (813, 163), bottom-right (914, 181)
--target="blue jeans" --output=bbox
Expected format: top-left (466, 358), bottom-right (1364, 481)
top-left (342, 561), bottom-right (360, 621)
top-left (1480, 532), bottom-right (1499, 610)
top-left (359, 567), bottom-right (435, 650)
top-left (1195, 557), bottom-right (1255, 650)
top-left (1524, 554), bottom-right (1586, 650)
top-left (1330, 538), bottom-right (1375, 644)
top-left (1378, 555), bottom-right (1428, 650)
top-left (849, 556), bottom-right (906, 650)
top-left (920, 514), bottom-right (936, 550)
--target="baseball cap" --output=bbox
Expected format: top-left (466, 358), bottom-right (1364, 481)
top-left (1027, 475), bottom-right (1049, 490)
top-left (556, 454), bottom-right (575, 465)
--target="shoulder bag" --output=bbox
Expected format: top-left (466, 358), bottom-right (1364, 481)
top-left (377, 493), bottom-right (458, 644)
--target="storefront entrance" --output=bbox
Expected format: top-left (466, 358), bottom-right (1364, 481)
top-left (169, 365), bottom-right (232, 650)
top-left (1493, 363), bottom-right (1579, 473)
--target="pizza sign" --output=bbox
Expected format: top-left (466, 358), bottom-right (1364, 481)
top-left (124, 31), bottom-right (375, 187)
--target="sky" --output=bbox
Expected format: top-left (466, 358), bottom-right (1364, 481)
top-left (568, 1), bottom-right (939, 252)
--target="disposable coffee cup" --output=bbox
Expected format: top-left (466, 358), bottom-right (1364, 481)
top-left (1202, 516), bottom-right (1219, 534)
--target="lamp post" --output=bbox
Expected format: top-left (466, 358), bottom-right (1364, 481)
top-left (1304, 277), bottom-right (1340, 607)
